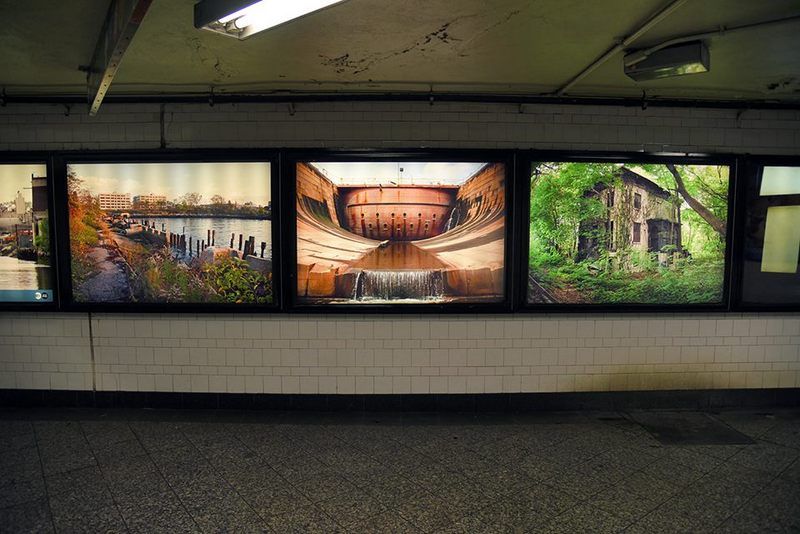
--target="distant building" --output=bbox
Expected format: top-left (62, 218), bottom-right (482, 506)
top-left (578, 167), bottom-right (681, 260)
top-left (15, 190), bottom-right (28, 220)
top-left (99, 193), bottom-right (131, 211)
top-left (133, 193), bottom-right (166, 207)
top-left (31, 176), bottom-right (47, 214)
top-left (31, 176), bottom-right (48, 244)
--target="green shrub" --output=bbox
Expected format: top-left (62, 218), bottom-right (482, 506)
top-left (203, 256), bottom-right (272, 304)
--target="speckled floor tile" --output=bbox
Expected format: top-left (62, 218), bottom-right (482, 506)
top-left (264, 503), bottom-right (342, 533)
top-left (0, 408), bottom-right (798, 534)
top-left (348, 509), bottom-right (420, 533)
top-left (114, 492), bottom-right (198, 534)
top-left (534, 502), bottom-right (631, 533)
top-left (0, 498), bottom-right (53, 533)
top-left (50, 503), bottom-right (128, 534)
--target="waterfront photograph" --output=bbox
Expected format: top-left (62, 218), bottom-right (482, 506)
top-left (67, 162), bottom-right (272, 304)
top-left (527, 162), bottom-right (730, 305)
top-left (296, 161), bottom-right (506, 305)
top-left (0, 164), bottom-right (53, 301)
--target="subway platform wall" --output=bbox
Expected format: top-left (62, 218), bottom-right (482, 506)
top-left (0, 101), bottom-right (798, 396)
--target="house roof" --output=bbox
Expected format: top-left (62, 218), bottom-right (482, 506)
top-left (619, 167), bottom-right (672, 200)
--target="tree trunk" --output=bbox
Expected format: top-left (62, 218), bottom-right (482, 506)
top-left (665, 164), bottom-right (726, 239)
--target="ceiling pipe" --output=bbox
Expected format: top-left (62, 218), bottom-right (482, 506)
top-left (554, 0), bottom-right (689, 96)
top-left (2, 92), bottom-right (799, 110)
top-left (624, 13), bottom-right (800, 67)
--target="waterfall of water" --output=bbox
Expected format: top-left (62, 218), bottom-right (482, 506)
top-left (352, 270), bottom-right (364, 300)
top-left (444, 206), bottom-right (463, 232)
top-left (444, 211), bottom-right (457, 232)
top-left (354, 270), bottom-right (444, 301)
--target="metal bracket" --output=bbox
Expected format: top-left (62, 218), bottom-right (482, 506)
top-left (87, 0), bottom-right (153, 116)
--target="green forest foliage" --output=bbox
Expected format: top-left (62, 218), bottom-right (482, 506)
top-left (637, 163), bottom-right (729, 259)
top-left (529, 162), bottom-right (729, 304)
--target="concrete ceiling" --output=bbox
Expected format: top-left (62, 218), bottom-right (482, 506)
top-left (1, 0), bottom-right (799, 103)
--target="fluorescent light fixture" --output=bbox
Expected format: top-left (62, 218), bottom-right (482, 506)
top-left (195, 0), bottom-right (348, 40)
top-left (624, 41), bottom-right (710, 81)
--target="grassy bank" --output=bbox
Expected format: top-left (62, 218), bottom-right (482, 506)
top-left (530, 252), bottom-right (725, 304)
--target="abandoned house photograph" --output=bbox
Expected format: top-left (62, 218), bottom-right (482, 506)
top-left (528, 162), bottom-right (730, 305)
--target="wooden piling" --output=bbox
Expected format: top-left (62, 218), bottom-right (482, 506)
top-left (260, 242), bottom-right (266, 258)
top-left (207, 230), bottom-right (211, 247)
top-left (211, 230), bottom-right (215, 246)
top-left (248, 236), bottom-right (255, 258)
top-left (238, 234), bottom-right (243, 251)
top-left (230, 233), bottom-right (235, 248)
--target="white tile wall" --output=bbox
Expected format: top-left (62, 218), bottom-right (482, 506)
top-left (0, 101), bottom-right (798, 393)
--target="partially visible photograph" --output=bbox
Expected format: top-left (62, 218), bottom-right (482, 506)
top-left (528, 162), bottom-right (730, 305)
top-left (0, 164), bottom-right (53, 302)
top-left (296, 161), bottom-right (506, 305)
top-left (740, 165), bottom-right (800, 306)
top-left (67, 162), bottom-right (273, 305)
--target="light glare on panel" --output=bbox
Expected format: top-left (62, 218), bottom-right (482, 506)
top-left (760, 166), bottom-right (800, 196)
top-left (196, 0), bottom-right (348, 40)
top-left (761, 206), bottom-right (800, 274)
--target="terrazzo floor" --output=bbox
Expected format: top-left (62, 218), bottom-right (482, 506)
top-left (0, 408), bottom-right (798, 533)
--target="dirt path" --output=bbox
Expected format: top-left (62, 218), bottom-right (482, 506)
top-left (76, 245), bottom-right (132, 302)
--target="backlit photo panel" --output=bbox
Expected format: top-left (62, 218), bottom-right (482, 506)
top-left (295, 161), bottom-right (506, 305)
top-left (740, 164), bottom-right (800, 307)
top-left (66, 161), bottom-right (273, 305)
top-left (0, 164), bottom-right (54, 303)
top-left (527, 161), bottom-right (730, 305)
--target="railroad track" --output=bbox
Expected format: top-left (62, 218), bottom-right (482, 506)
top-left (528, 275), bottom-right (558, 304)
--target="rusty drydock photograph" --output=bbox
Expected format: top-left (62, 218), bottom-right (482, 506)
top-left (296, 161), bottom-right (506, 304)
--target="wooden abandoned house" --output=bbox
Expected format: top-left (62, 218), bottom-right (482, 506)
top-left (577, 167), bottom-right (681, 261)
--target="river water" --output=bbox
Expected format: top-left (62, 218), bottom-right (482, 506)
top-left (139, 217), bottom-right (271, 254)
top-left (0, 256), bottom-right (52, 290)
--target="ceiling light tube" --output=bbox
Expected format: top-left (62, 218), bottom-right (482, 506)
top-left (195, 0), bottom-right (348, 40)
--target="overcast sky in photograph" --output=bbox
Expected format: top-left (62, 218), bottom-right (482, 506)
top-left (69, 162), bottom-right (271, 205)
top-left (0, 164), bottom-right (47, 203)
top-left (308, 162), bottom-right (488, 185)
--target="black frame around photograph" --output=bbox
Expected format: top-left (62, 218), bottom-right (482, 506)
top-left (282, 149), bottom-right (518, 314)
top-left (733, 155), bottom-right (800, 312)
top-left (0, 153), bottom-right (60, 311)
top-left (53, 150), bottom-right (282, 313)
top-left (516, 150), bottom-right (739, 313)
